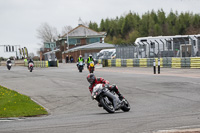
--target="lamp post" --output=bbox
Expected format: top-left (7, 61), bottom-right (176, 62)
top-left (67, 29), bottom-right (69, 50)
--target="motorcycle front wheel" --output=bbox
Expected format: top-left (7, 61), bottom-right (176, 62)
top-left (99, 96), bottom-right (115, 113)
top-left (120, 98), bottom-right (130, 112)
top-left (90, 67), bottom-right (94, 73)
top-left (7, 66), bottom-right (11, 70)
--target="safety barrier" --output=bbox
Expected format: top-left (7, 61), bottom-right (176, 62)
top-left (101, 57), bottom-right (200, 69)
top-left (190, 57), bottom-right (200, 68)
top-left (172, 58), bottom-right (181, 68)
top-left (139, 58), bottom-right (147, 67)
top-left (25, 61), bottom-right (48, 68)
top-left (126, 59), bottom-right (133, 67)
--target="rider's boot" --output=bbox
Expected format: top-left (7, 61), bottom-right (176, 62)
top-left (118, 93), bottom-right (124, 100)
top-left (98, 102), bottom-right (102, 107)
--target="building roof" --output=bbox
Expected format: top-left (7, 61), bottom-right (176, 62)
top-left (62, 25), bottom-right (106, 38)
top-left (63, 42), bottom-right (115, 53)
top-left (43, 49), bottom-right (60, 55)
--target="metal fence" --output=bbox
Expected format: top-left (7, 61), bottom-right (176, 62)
top-left (116, 36), bottom-right (200, 59)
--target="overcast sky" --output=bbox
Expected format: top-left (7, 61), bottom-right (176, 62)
top-left (0, 0), bottom-right (200, 55)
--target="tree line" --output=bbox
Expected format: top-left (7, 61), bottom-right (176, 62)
top-left (88, 9), bottom-right (200, 44)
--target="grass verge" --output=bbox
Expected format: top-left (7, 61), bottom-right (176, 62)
top-left (0, 85), bottom-right (48, 118)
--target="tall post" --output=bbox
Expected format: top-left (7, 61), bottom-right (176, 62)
top-left (66, 28), bottom-right (69, 50)
top-left (194, 36), bottom-right (199, 56)
top-left (155, 40), bottom-right (160, 74)
top-left (146, 42), bottom-right (150, 58)
top-left (150, 41), bottom-right (156, 74)
top-left (138, 42), bottom-right (144, 58)
top-left (165, 39), bottom-right (172, 57)
top-left (188, 35), bottom-right (194, 57)
top-left (181, 37), bottom-right (187, 57)
top-left (160, 39), bottom-right (165, 54)
top-left (142, 42), bottom-right (147, 58)
top-left (137, 43), bottom-right (140, 58)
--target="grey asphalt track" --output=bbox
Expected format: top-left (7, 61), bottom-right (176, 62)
top-left (0, 64), bottom-right (200, 133)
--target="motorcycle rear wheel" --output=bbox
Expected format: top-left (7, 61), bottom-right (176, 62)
top-left (99, 96), bottom-right (115, 113)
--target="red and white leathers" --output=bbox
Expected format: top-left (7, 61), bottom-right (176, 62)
top-left (88, 77), bottom-right (121, 97)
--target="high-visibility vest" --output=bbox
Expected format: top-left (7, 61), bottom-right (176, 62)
top-left (88, 57), bottom-right (93, 63)
top-left (79, 57), bottom-right (83, 62)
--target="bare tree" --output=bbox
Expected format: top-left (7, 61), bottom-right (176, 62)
top-left (36, 23), bottom-right (58, 42)
top-left (61, 25), bottom-right (73, 35)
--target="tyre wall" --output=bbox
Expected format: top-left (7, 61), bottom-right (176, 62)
top-left (99, 57), bottom-right (200, 68)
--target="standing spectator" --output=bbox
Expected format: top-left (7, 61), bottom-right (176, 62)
top-left (66, 55), bottom-right (69, 63)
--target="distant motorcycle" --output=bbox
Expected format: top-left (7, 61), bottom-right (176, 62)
top-left (77, 61), bottom-right (84, 72)
top-left (92, 84), bottom-right (130, 113)
top-left (7, 63), bottom-right (12, 70)
top-left (88, 61), bottom-right (95, 73)
top-left (28, 63), bottom-right (34, 72)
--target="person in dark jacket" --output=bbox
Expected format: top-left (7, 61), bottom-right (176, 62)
top-left (7, 58), bottom-right (11, 64)
top-left (28, 59), bottom-right (34, 64)
top-left (66, 55), bottom-right (69, 63)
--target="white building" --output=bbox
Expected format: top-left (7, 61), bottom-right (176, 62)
top-left (0, 45), bottom-right (21, 58)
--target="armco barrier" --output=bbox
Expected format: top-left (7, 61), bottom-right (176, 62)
top-left (100, 57), bottom-right (200, 69)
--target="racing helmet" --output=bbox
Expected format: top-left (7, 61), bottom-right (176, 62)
top-left (87, 73), bottom-right (96, 84)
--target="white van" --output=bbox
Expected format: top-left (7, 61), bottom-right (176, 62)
top-left (96, 49), bottom-right (116, 59)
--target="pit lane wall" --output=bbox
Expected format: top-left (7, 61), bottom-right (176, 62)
top-left (98, 57), bottom-right (200, 68)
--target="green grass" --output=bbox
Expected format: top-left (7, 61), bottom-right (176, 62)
top-left (0, 85), bottom-right (48, 118)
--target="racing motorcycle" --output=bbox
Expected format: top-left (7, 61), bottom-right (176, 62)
top-left (92, 84), bottom-right (130, 113)
top-left (77, 61), bottom-right (84, 72)
top-left (88, 61), bottom-right (95, 73)
top-left (28, 63), bottom-right (34, 72)
top-left (7, 62), bottom-right (12, 70)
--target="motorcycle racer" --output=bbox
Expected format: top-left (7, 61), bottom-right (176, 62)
top-left (86, 73), bottom-right (124, 100)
